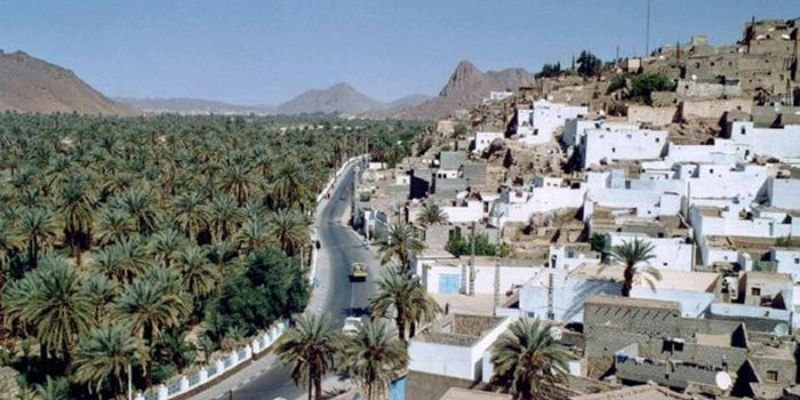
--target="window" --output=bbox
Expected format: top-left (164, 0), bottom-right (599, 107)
top-left (741, 126), bottom-right (746, 135)
top-left (656, 137), bottom-right (661, 143)
top-left (795, 258), bottom-right (800, 264)
top-left (767, 370), bottom-right (778, 383)
top-left (752, 287), bottom-right (762, 296)
top-left (612, 147), bottom-right (616, 153)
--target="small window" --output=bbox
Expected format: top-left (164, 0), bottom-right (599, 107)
top-left (655, 138), bottom-right (661, 143)
top-left (709, 169), bottom-right (714, 174)
top-left (767, 370), bottom-right (778, 383)
top-left (795, 258), bottom-right (799, 264)
top-left (752, 287), bottom-right (762, 296)
top-left (612, 147), bottom-right (616, 153)
top-left (741, 126), bottom-right (746, 135)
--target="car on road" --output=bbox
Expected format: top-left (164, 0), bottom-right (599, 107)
top-left (350, 262), bottom-right (367, 281)
top-left (342, 316), bottom-right (363, 335)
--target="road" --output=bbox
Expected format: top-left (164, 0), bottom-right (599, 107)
top-left (214, 161), bottom-right (379, 400)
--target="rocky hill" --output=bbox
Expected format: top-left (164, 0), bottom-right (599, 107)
top-left (389, 60), bottom-right (537, 120)
top-left (0, 50), bottom-right (139, 116)
top-left (277, 82), bottom-right (430, 115)
top-left (117, 97), bottom-right (273, 115)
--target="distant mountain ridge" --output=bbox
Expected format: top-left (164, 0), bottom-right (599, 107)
top-left (276, 82), bottom-right (431, 115)
top-left (116, 97), bottom-right (274, 115)
top-left (0, 50), bottom-right (139, 116)
top-left (389, 60), bottom-right (537, 120)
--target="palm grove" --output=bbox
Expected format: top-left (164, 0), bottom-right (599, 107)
top-left (0, 112), bottom-right (422, 399)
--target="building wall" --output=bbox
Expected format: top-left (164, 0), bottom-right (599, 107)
top-left (630, 288), bottom-right (713, 318)
top-left (490, 187), bottom-right (586, 227)
top-left (675, 79), bottom-right (743, 98)
top-left (422, 263), bottom-right (542, 295)
top-left (728, 121), bottom-right (800, 161)
top-left (768, 178), bottom-right (800, 210)
top-left (474, 131), bottom-right (504, 153)
top-left (680, 98), bottom-right (752, 121)
top-left (441, 201), bottom-right (483, 224)
top-left (519, 277), bottom-right (621, 322)
top-left (607, 233), bottom-right (694, 271)
top-left (517, 101), bottom-right (588, 147)
top-left (773, 249), bottom-right (800, 283)
top-left (408, 341), bottom-right (475, 380)
top-left (627, 105), bottom-right (677, 126)
top-left (581, 128), bottom-right (667, 168)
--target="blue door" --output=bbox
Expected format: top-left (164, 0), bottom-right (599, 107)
top-left (438, 273), bottom-right (461, 294)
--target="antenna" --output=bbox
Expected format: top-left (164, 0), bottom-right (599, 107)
top-left (549, 326), bottom-right (563, 341)
top-left (774, 323), bottom-right (790, 336)
top-left (645, 0), bottom-right (651, 55)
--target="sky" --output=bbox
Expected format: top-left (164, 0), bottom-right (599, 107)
top-left (0, 1), bottom-right (796, 105)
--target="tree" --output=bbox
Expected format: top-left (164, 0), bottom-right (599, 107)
top-left (415, 203), bottom-right (449, 227)
top-left (73, 324), bottom-right (149, 398)
top-left (535, 62), bottom-right (562, 79)
top-left (376, 223), bottom-right (425, 271)
top-left (57, 174), bottom-right (96, 266)
top-left (576, 50), bottom-right (602, 78)
top-left (173, 245), bottom-right (219, 300)
top-left (17, 208), bottom-right (62, 269)
top-left (490, 318), bottom-right (572, 400)
top-left (275, 313), bottom-right (340, 400)
top-left (22, 256), bottom-right (93, 374)
top-left (605, 75), bottom-right (627, 95)
top-left (589, 233), bottom-right (606, 253)
top-left (266, 209), bottom-right (310, 257)
top-left (445, 234), bottom-right (510, 257)
top-left (34, 376), bottom-right (69, 400)
top-left (370, 268), bottom-right (439, 341)
top-left (607, 238), bottom-right (661, 297)
top-left (173, 191), bottom-right (207, 242)
top-left (94, 208), bottom-right (136, 246)
top-left (112, 270), bottom-right (191, 386)
top-left (337, 320), bottom-right (408, 400)
top-left (628, 73), bottom-right (675, 103)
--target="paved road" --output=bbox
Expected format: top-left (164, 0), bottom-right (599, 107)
top-left (204, 162), bottom-right (379, 400)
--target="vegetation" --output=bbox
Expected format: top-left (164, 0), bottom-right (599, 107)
top-left (605, 75), bottom-right (627, 94)
top-left (628, 73), bottom-right (675, 103)
top-left (415, 202), bottom-right (449, 227)
top-left (375, 223), bottom-right (426, 271)
top-left (370, 267), bottom-right (440, 341)
top-left (337, 320), bottom-right (409, 400)
top-left (490, 318), bottom-right (572, 400)
top-left (275, 314), bottom-right (340, 400)
top-left (606, 238), bottom-right (661, 297)
top-left (446, 233), bottom-right (511, 258)
top-left (576, 50), bottom-right (602, 78)
top-left (0, 112), bottom-right (423, 398)
top-left (589, 233), bottom-right (606, 253)
top-left (535, 62), bottom-right (563, 79)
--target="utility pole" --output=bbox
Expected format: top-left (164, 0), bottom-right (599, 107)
top-left (127, 364), bottom-right (132, 400)
top-left (468, 222), bottom-right (476, 297)
top-left (547, 254), bottom-right (555, 321)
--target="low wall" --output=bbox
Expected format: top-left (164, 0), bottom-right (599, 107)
top-left (681, 98), bottom-right (752, 121)
top-left (627, 105), bottom-right (677, 126)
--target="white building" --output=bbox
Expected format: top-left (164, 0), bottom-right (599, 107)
top-left (580, 127), bottom-right (668, 169)
top-left (489, 181), bottom-right (586, 227)
top-left (515, 100), bottom-right (588, 147)
top-left (768, 177), bottom-right (800, 210)
top-left (728, 121), bottom-right (800, 161)
top-left (607, 232), bottom-right (694, 272)
top-left (562, 119), bottom-right (639, 147)
top-left (473, 131), bottom-right (504, 153)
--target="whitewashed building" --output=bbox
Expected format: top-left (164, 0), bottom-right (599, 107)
top-left (515, 101), bottom-right (588, 147)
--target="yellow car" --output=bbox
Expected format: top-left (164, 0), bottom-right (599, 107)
top-left (350, 263), bottom-right (367, 281)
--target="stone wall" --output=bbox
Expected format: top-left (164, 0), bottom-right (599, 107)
top-left (626, 104), bottom-right (678, 126)
top-left (680, 98), bottom-right (752, 121)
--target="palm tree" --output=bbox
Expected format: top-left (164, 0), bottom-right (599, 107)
top-left (205, 195), bottom-right (241, 243)
top-left (173, 191), bottom-right (207, 241)
top-left (235, 218), bottom-right (271, 256)
top-left (112, 270), bottom-right (191, 386)
top-left (84, 275), bottom-right (117, 324)
top-left (218, 164), bottom-right (254, 206)
top-left (376, 223), bottom-right (425, 271)
top-left (17, 208), bottom-right (62, 269)
top-left (33, 376), bottom-right (69, 400)
top-left (266, 209), bottom-right (311, 256)
top-left (57, 174), bottom-right (96, 265)
top-left (173, 245), bottom-right (219, 300)
top-left (337, 320), bottom-right (408, 400)
top-left (370, 268), bottom-right (438, 341)
top-left (115, 189), bottom-right (158, 237)
top-left (415, 202), bottom-right (449, 227)
top-left (490, 318), bottom-right (572, 400)
top-left (94, 207), bottom-right (136, 246)
top-left (148, 228), bottom-right (185, 268)
top-left (73, 324), bottom-right (149, 398)
top-left (275, 313), bottom-right (340, 400)
top-left (607, 238), bottom-right (661, 297)
top-left (270, 159), bottom-right (311, 210)
top-left (23, 256), bottom-right (93, 374)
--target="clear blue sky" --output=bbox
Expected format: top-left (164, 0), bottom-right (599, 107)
top-left (0, 1), bottom-right (796, 105)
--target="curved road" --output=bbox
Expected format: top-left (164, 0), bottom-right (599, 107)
top-left (200, 161), bottom-right (379, 400)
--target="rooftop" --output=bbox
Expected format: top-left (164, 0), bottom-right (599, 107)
top-left (570, 384), bottom-right (691, 400)
top-left (586, 294), bottom-right (681, 311)
top-left (413, 313), bottom-right (506, 347)
top-left (438, 388), bottom-right (511, 400)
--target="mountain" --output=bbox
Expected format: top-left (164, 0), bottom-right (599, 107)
top-left (0, 50), bottom-right (139, 116)
top-left (277, 82), bottom-right (430, 115)
top-left (116, 97), bottom-right (274, 115)
top-left (389, 60), bottom-right (537, 120)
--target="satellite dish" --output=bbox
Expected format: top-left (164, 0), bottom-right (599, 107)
top-left (715, 371), bottom-right (732, 391)
top-left (549, 327), bottom-right (563, 341)
top-left (774, 323), bottom-right (790, 336)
